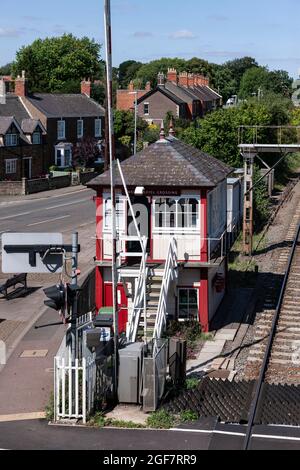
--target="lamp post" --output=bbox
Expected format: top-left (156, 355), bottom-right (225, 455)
top-left (129, 91), bottom-right (138, 155)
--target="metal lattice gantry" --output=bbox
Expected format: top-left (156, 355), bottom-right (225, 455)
top-left (238, 125), bottom-right (300, 255)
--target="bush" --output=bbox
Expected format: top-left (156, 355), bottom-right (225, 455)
top-left (146, 410), bottom-right (176, 429)
top-left (180, 410), bottom-right (198, 422)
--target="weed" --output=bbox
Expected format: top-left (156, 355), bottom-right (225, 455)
top-left (180, 410), bottom-right (198, 423)
top-left (45, 392), bottom-right (55, 422)
top-left (146, 410), bottom-right (176, 429)
top-left (185, 378), bottom-right (200, 390)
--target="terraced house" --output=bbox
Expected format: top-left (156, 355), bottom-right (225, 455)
top-left (0, 73), bottom-right (105, 181)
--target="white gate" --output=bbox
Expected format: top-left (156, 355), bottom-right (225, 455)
top-left (54, 349), bottom-right (96, 424)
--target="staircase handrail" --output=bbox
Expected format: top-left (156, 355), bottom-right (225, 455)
top-left (127, 240), bottom-right (148, 343)
top-left (154, 237), bottom-right (178, 340)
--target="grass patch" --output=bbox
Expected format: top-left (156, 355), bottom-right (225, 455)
top-left (88, 413), bottom-right (146, 429)
top-left (146, 410), bottom-right (176, 429)
top-left (180, 410), bottom-right (199, 423)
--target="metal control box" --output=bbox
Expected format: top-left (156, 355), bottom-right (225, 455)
top-left (118, 343), bottom-right (144, 404)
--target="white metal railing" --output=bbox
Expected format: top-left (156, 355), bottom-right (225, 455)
top-left (126, 241), bottom-right (149, 343)
top-left (54, 348), bottom-right (96, 424)
top-left (205, 230), bottom-right (228, 263)
top-left (154, 237), bottom-right (178, 340)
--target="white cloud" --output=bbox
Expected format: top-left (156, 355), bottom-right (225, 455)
top-left (133, 31), bottom-right (153, 38)
top-left (169, 30), bottom-right (197, 40)
top-left (0, 27), bottom-right (22, 38)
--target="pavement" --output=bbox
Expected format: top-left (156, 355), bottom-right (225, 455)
top-left (0, 185), bottom-right (96, 419)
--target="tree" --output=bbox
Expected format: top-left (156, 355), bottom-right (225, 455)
top-left (224, 57), bottom-right (259, 85)
top-left (239, 67), bottom-right (293, 99)
top-left (0, 63), bottom-right (13, 76)
top-left (72, 137), bottom-right (101, 168)
top-left (118, 60), bottom-right (143, 88)
top-left (12, 34), bottom-right (103, 93)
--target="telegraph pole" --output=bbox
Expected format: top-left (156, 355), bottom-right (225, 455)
top-left (104, 0), bottom-right (119, 401)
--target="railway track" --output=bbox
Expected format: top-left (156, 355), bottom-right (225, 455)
top-left (243, 205), bottom-right (300, 384)
top-left (243, 222), bottom-right (300, 449)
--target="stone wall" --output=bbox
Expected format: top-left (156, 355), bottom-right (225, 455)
top-left (0, 180), bottom-right (24, 195)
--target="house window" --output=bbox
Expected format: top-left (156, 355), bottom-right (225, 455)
top-left (57, 120), bottom-right (66, 140)
top-left (55, 145), bottom-right (72, 168)
top-left (104, 196), bottom-right (126, 232)
top-left (154, 197), bottom-right (200, 232)
top-left (144, 103), bottom-right (149, 115)
top-left (77, 120), bottom-right (83, 139)
top-left (95, 119), bottom-right (102, 138)
top-left (5, 159), bottom-right (17, 174)
top-left (5, 134), bottom-right (18, 147)
top-left (32, 132), bottom-right (41, 145)
top-left (178, 288), bottom-right (198, 321)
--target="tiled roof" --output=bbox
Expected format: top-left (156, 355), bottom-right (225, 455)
top-left (0, 117), bottom-right (14, 135)
top-left (88, 136), bottom-right (232, 189)
top-left (137, 87), bottom-right (185, 106)
top-left (26, 93), bottom-right (105, 118)
top-left (21, 118), bottom-right (43, 134)
top-left (0, 95), bottom-right (31, 121)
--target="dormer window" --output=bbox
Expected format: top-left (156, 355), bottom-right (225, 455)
top-left (57, 120), bottom-right (66, 140)
top-left (5, 134), bottom-right (18, 147)
top-left (32, 131), bottom-right (41, 145)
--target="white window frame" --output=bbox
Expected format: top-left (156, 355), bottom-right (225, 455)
top-left (5, 159), bottom-right (17, 174)
top-left (55, 145), bottom-right (72, 168)
top-left (152, 196), bottom-right (200, 233)
top-left (5, 134), bottom-right (18, 147)
top-left (77, 119), bottom-right (83, 139)
top-left (144, 102), bottom-right (150, 115)
top-left (32, 131), bottom-right (41, 145)
top-left (103, 194), bottom-right (126, 234)
top-left (57, 120), bottom-right (66, 140)
top-left (95, 119), bottom-right (102, 138)
top-left (178, 288), bottom-right (199, 321)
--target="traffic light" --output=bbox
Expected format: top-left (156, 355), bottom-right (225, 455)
top-left (43, 283), bottom-right (66, 311)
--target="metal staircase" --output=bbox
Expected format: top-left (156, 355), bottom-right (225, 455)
top-left (126, 237), bottom-right (178, 343)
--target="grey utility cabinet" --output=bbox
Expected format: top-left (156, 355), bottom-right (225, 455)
top-left (118, 343), bottom-right (144, 404)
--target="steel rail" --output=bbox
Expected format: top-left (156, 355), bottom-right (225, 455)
top-left (243, 223), bottom-right (300, 450)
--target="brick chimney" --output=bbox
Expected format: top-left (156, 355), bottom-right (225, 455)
top-left (167, 68), bottom-right (177, 83)
top-left (128, 80), bottom-right (134, 91)
top-left (178, 72), bottom-right (188, 87)
top-left (81, 78), bottom-right (91, 97)
top-left (15, 71), bottom-right (28, 97)
top-left (188, 73), bottom-right (195, 88)
top-left (145, 81), bottom-right (151, 92)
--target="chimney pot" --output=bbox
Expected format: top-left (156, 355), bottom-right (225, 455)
top-left (167, 68), bottom-right (177, 83)
top-left (178, 72), bottom-right (188, 87)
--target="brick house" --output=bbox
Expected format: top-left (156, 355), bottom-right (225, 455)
top-left (117, 69), bottom-right (222, 125)
top-left (117, 80), bottom-right (151, 111)
top-left (88, 126), bottom-right (232, 335)
top-left (0, 72), bottom-right (105, 180)
top-left (0, 93), bottom-right (46, 180)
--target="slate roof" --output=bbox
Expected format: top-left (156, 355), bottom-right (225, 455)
top-left (137, 86), bottom-right (185, 106)
top-left (0, 95), bottom-right (30, 121)
top-left (26, 93), bottom-right (105, 118)
top-left (165, 82), bottom-right (199, 103)
top-left (0, 116), bottom-right (14, 135)
top-left (88, 136), bottom-right (232, 189)
top-left (21, 118), bottom-right (44, 134)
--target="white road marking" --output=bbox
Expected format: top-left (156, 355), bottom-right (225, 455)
top-left (171, 427), bottom-right (300, 442)
top-left (0, 211), bottom-right (32, 221)
top-left (27, 215), bottom-right (71, 227)
top-left (45, 199), bottom-right (91, 211)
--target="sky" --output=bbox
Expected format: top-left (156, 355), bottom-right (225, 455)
top-left (0, 0), bottom-right (300, 77)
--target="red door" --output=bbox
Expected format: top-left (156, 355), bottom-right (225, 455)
top-left (104, 283), bottom-right (128, 335)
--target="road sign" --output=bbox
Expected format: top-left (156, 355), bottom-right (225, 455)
top-left (2, 233), bottom-right (63, 274)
